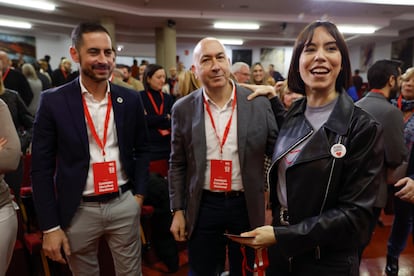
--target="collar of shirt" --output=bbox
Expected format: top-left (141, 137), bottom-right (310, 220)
top-left (79, 76), bottom-right (111, 99)
top-left (202, 80), bottom-right (235, 109)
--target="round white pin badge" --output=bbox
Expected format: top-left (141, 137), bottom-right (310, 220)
top-left (330, 143), bottom-right (346, 158)
top-left (117, 97), bottom-right (123, 103)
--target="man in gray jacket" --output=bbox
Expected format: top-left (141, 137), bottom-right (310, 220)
top-left (356, 59), bottom-right (407, 260)
top-left (169, 37), bottom-right (277, 275)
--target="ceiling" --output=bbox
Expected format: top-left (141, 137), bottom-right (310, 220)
top-left (1, 0), bottom-right (414, 55)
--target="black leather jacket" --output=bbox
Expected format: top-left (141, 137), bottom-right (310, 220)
top-left (268, 92), bottom-right (383, 258)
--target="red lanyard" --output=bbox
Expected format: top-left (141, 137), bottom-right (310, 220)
top-left (370, 89), bottom-right (385, 97)
top-left (146, 91), bottom-right (164, 115)
top-left (2, 68), bottom-right (10, 81)
top-left (397, 94), bottom-right (403, 110)
top-left (82, 93), bottom-right (112, 158)
top-left (241, 246), bottom-right (269, 276)
top-left (203, 89), bottom-right (237, 156)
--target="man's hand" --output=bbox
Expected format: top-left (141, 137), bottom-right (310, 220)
top-left (134, 194), bottom-right (144, 207)
top-left (170, 210), bottom-right (187, 242)
top-left (395, 177), bottom-right (414, 203)
top-left (239, 83), bottom-right (278, 100)
top-left (42, 228), bottom-right (71, 264)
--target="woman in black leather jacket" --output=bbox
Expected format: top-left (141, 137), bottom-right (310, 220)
top-left (233, 21), bottom-right (384, 275)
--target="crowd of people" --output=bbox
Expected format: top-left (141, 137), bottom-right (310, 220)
top-left (1, 19), bottom-right (414, 276)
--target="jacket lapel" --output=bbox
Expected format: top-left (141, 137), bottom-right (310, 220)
top-left (191, 90), bottom-right (207, 173)
top-left (236, 86), bottom-right (248, 169)
top-left (110, 85), bottom-right (125, 145)
top-left (64, 79), bottom-right (89, 153)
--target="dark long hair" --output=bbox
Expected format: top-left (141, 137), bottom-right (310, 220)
top-left (287, 21), bottom-right (352, 95)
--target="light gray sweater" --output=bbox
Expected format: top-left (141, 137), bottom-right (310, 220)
top-left (0, 99), bottom-right (20, 208)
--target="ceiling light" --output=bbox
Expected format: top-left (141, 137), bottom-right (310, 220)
top-left (337, 25), bottom-right (378, 34)
top-left (219, 39), bottom-right (243, 46)
top-left (0, 0), bottom-right (55, 11)
top-left (0, 19), bottom-right (32, 29)
top-left (315, 0), bottom-right (413, 6)
top-left (214, 22), bottom-right (260, 30)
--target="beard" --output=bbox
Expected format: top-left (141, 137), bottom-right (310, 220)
top-left (389, 82), bottom-right (399, 100)
top-left (79, 56), bottom-right (113, 82)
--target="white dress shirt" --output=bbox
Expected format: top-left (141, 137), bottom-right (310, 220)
top-left (80, 78), bottom-right (128, 195)
top-left (203, 82), bottom-right (243, 191)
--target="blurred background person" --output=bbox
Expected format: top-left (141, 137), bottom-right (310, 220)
top-left (355, 59), bottom-right (407, 262)
top-left (0, 60), bottom-right (34, 200)
top-left (0, 98), bottom-right (21, 276)
top-left (21, 63), bottom-right (43, 116)
top-left (176, 65), bottom-right (201, 98)
top-left (386, 66), bottom-right (414, 276)
top-left (352, 69), bottom-right (364, 96)
top-left (0, 51), bottom-right (33, 107)
top-left (51, 58), bottom-right (72, 87)
top-left (33, 60), bottom-right (52, 91)
top-left (138, 63), bottom-right (147, 83)
top-left (131, 59), bottom-right (139, 79)
top-left (117, 64), bottom-right (144, 91)
top-left (268, 63), bottom-right (285, 82)
top-left (139, 64), bottom-right (174, 163)
top-left (43, 54), bottom-right (53, 77)
top-left (166, 66), bottom-right (178, 98)
top-left (139, 64), bottom-right (178, 272)
top-left (251, 62), bottom-right (275, 86)
top-left (275, 80), bottom-right (303, 109)
top-left (38, 59), bottom-right (52, 85)
top-left (111, 67), bottom-right (134, 89)
top-left (231, 62), bottom-right (251, 84)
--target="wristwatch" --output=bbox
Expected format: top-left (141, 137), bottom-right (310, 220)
top-left (170, 208), bottom-right (183, 216)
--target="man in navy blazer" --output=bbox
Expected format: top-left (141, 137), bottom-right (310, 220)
top-left (169, 37), bottom-right (277, 275)
top-left (31, 22), bottom-right (150, 275)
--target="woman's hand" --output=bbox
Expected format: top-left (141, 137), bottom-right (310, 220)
top-left (227, 225), bottom-right (277, 249)
top-left (0, 137), bottom-right (7, 151)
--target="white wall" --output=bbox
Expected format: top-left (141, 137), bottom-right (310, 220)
top-left (36, 34), bottom-right (72, 69)
top-left (348, 42), bottom-right (393, 83)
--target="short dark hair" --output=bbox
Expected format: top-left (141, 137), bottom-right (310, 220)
top-left (287, 21), bottom-right (351, 95)
top-left (143, 64), bottom-right (164, 90)
top-left (367, 59), bottom-right (401, 90)
top-left (116, 64), bottom-right (131, 73)
top-left (71, 22), bottom-right (111, 50)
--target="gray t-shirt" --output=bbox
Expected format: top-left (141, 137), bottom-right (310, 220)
top-left (277, 97), bottom-right (338, 208)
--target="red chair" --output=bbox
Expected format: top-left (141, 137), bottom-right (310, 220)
top-left (19, 153), bottom-right (35, 232)
top-left (140, 205), bottom-right (155, 251)
top-left (6, 200), bottom-right (30, 276)
top-left (23, 231), bottom-right (51, 276)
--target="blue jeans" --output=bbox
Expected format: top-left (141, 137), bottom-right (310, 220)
top-left (387, 196), bottom-right (414, 258)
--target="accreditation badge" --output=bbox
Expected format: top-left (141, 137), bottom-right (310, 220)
top-left (92, 161), bottom-right (119, 194)
top-left (210, 160), bottom-right (232, 191)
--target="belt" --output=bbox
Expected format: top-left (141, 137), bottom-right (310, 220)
top-left (82, 183), bottom-right (131, 203)
top-left (279, 206), bottom-right (289, 226)
top-left (203, 189), bottom-right (244, 198)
